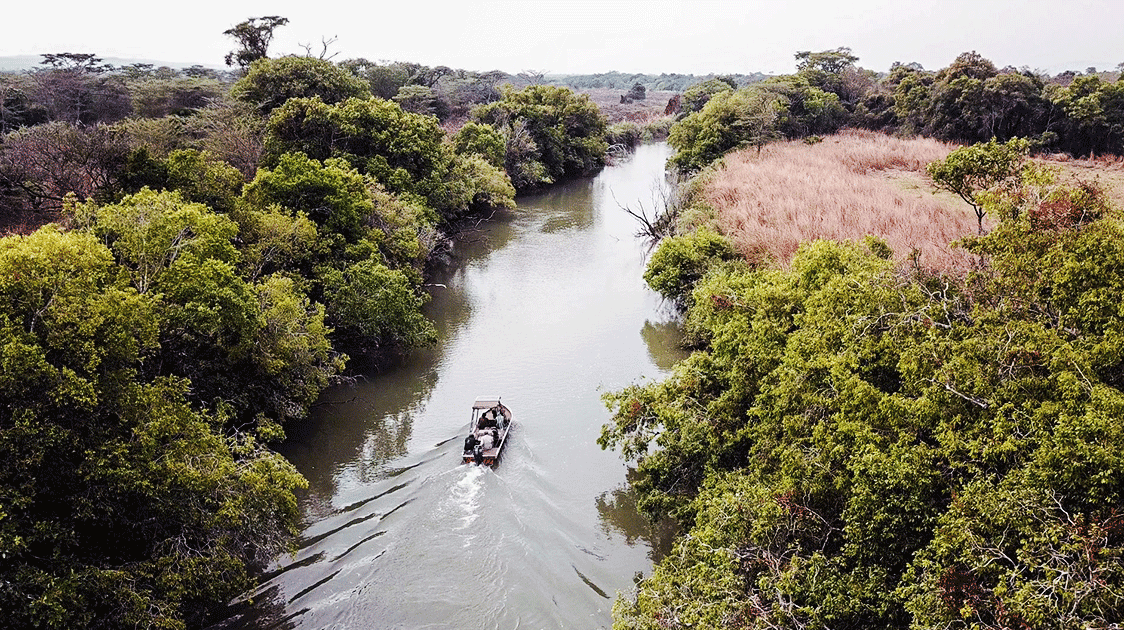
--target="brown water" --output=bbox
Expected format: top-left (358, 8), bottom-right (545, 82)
top-left (215, 143), bottom-right (685, 630)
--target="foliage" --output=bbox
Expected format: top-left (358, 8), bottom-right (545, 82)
top-left (231, 56), bottom-right (370, 116)
top-left (128, 76), bottom-right (223, 118)
top-left (668, 88), bottom-right (782, 171)
top-left (262, 96), bottom-right (456, 214)
top-left (318, 258), bottom-right (436, 352)
top-left (680, 78), bottom-right (734, 114)
top-left (757, 74), bottom-right (848, 139)
top-left (438, 153), bottom-right (517, 216)
top-left (451, 121), bottom-right (506, 168)
top-left (0, 225), bottom-right (308, 629)
top-left (643, 229), bottom-right (738, 303)
top-left (926, 137), bottom-right (1029, 233)
top-left (472, 84), bottom-right (609, 191)
top-left (603, 169), bottom-right (1124, 629)
top-left (1049, 75), bottom-right (1124, 156)
top-left (339, 58), bottom-right (411, 99)
top-left (241, 151), bottom-right (373, 242)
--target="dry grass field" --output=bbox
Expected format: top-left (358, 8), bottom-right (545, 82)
top-left (704, 130), bottom-right (982, 273)
top-left (577, 88), bottom-right (679, 125)
top-left (704, 131), bottom-right (1124, 274)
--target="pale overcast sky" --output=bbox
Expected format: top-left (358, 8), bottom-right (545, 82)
top-left (4, 0), bottom-right (1122, 75)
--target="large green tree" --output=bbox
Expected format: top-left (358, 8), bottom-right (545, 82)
top-left (472, 84), bottom-right (608, 190)
top-left (0, 226), bottom-right (308, 629)
top-left (231, 56), bottom-right (371, 116)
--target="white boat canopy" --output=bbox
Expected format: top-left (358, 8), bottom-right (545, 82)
top-left (472, 396), bottom-right (503, 409)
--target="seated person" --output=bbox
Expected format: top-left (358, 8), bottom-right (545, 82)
top-left (478, 411), bottom-right (497, 429)
top-left (479, 431), bottom-right (494, 451)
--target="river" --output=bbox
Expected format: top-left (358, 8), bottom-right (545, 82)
top-left (214, 142), bottom-right (685, 630)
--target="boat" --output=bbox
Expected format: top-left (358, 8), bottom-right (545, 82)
top-left (462, 397), bottom-right (513, 466)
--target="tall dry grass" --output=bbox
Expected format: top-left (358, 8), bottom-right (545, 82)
top-left (705, 130), bottom-right (981, 273)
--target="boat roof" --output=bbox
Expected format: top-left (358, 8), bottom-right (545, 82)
top-left (472, 396), bottom-right (503, 409)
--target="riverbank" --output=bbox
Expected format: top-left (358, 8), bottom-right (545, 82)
top-left (601, 131), bottom-right (1124, 628)
top-left (209, 142), bottom-right (686, 630)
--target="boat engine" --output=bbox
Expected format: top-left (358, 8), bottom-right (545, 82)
top-left (473, 443), bottom-right (484, 465)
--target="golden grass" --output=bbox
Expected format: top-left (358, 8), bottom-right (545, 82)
top-left (705, 130), bottom-right (981, 273)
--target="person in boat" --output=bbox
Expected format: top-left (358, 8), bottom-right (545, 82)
top-left (478, 410), bottom-right (498, 429)
top-left (464, 432), bottom-right (478, 452)
top-left (490, 405), bottom-right (506, 428)
top-left (479, 430), bottom-right (494, 451)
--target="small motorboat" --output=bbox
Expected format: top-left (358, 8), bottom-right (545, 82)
top-left (462, 397), bottom-right (513, 466)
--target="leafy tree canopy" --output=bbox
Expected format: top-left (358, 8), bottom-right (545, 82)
top-left (232, 56), bottom-right (371, 116)
top-left (224, 16), bottom-right (289, 69)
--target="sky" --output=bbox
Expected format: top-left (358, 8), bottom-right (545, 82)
top-left (4, 0), bottom-right (1122, 76)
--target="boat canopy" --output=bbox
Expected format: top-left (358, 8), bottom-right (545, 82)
top-left (472, 396), bottom-right (503, 409)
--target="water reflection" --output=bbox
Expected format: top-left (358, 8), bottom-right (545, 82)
top-left (640, 317), bottom-right (688, 371)
top-left (595, 478), bottom-right (679, 563)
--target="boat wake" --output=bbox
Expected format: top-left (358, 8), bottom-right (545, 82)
top-left (450, 464), bottom-right (486, 540)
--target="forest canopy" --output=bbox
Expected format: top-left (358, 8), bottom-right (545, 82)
top-left (0, 31), bottom-right (614, 627)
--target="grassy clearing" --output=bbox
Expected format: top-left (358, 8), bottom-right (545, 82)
top-left (1042, 153), bottom-right (1124, 210)
top-left (704, 130), bottom-right (980, 273)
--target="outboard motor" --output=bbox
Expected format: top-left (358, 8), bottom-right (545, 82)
top-left (473, 443), bottom-right (484, 465)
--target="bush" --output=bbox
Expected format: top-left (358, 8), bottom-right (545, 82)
top-left (472, 84), bottom-right (608, 190)
top-left (232, 57), bottom-right (371, 116)
top-left (643, 228), bottom-right (738, 302)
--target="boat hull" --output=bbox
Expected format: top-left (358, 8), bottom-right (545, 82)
top-left (461, 398), bottom-right (513, 467)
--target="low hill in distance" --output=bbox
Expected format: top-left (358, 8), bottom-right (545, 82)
top-left (0, 55), bottom-right (225, 72)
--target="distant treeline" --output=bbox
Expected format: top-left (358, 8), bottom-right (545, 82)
top-left (663, 48), bottom-right (1124, 172)
top-left (547, 70), bottom-right (772, 92)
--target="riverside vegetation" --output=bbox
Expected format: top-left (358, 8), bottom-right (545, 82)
top-left (600, 49), bottom-right (1124, 629)
top-left (0, 20), bottom-right (607, 629)
top-left (2, 22), bottom-right (1124, 628)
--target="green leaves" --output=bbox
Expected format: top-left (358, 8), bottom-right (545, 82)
top-left (606, 181), bottom-right (1124, 628)
top-left (472, 85), bottom-right (608, 190)
top-left (926, 137), bottom-right (1029, 232)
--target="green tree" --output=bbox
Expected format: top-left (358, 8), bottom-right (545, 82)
top-left (680, 77), bottom-right (734, 114)
top-left (0, 226), bottom-right (308, 629)
top-left (1051, 75), bottom-right (1124, 156)
top-left (452, 121), bottom-right (507, 169)
top-left (231, 56), bottom-right (370, 116)
top-left (757, 74), bottom-right (848, 138)
top-left (926, 136), bottom-right (1029, 233)
top-left (224, 16), bottom-right (289, 70)
top-left (263, 96), bottom-right (452, 211)
top-left (667, 88), bottom-right (783, 171)
top-left (318, 257), bottom-right (436, 353)
top-left (241, 151), bottom-right (373, 242)
top-left (472, 84), bottom-right (608, 190)
top-left (339, 58), bottom-right (411, 99)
